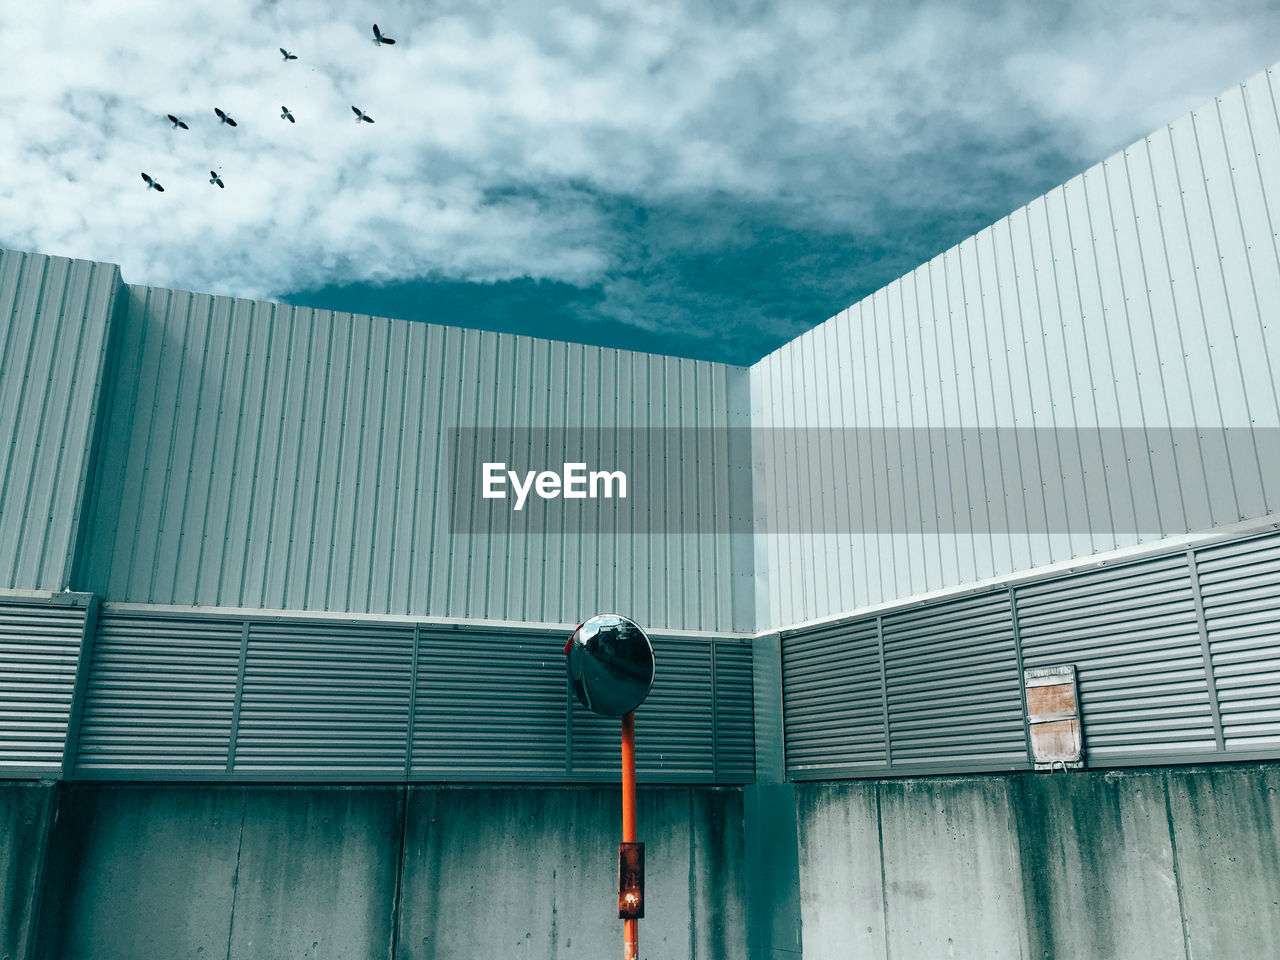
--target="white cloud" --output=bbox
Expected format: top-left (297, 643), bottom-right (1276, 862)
top-left (1, 0), bottom-right (1278, 311)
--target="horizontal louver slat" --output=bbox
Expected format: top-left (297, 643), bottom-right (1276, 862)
top-left (1195, 531), bottom-right (1280, 751)
top-left (72, 611), bottom-right (739, 783)
top-left (713, 641), bottom-right (755, 782)
top-left (1017, 555), bottom-right (1214, 760)
top-left (234, 622), bottom-right (412, 776)
top-left (884, 592), bottom-right (1025, 767)
top-left (782, 618), bottom-right (886, 774)
top-left (76, 613), bottom-right (239, 771)
top-left (412, 628), bottom-right (565, 780)
top-left (0, 601), bottom-right (84, 770)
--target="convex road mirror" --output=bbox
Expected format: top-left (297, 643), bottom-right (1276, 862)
top-left (565, 614), bottom-right (655, 717)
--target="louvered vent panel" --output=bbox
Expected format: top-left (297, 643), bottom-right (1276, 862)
top-left (1195, 532), bottom-right (1280, 750)
top-left (0, 600), bottom-right (85, 772)
top-left (637, 638), bottom-right (714, 780)
top-left (571, 637), bottom-right (715, 782)
top-left (781, 618), bottom-right (885, 776)
top-left (713, 641), bottom-right (755, 782)
top-left (1016, 556), bottom-right (1215, 759)
top-left (77, 613), bottom-right (240, 771)
top-left (234, 621), bottom-right (413, 776)
top-left (883, 592), bottom-right (1026, 768)
top-left (412, 627), bottom-right (565, 780)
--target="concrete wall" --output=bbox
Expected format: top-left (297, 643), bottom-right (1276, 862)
top-left (32, 783), bottom-right (745, 960)
top-left (1, 782), bottom-right (56, 960)
top-left (795, 763), bottom-right (1280, 960)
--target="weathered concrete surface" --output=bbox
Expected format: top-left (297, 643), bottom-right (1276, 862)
top-left (226, 787), bottom-right (402, 960)
top-left (32, 783), bottom-right (744, 960)
top-left (37, 784), bottom-right (245, 960)
top-left (796, 763), bottom-right (1280, 960)
top-left (396, 786), bottom-right (746, 960)
top-left (1, 781), bottom-right (56, 960)
top-left (878, 777), bottom-right (1030, 959)
top-left (1165, 765), bottom-right (1280, 958)
top-left (1010, 769), bottom-right (1185, 960)
top-left (690, 787), bottom-right (748, 958)
top-left (793, 781), bottom-right (881, 959)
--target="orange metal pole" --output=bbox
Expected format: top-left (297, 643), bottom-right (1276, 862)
top-left (621, 710), bottom-right (638, 960)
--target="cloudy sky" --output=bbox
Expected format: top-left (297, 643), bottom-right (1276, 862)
top-left (2, 1), bottom-right (1278, 364)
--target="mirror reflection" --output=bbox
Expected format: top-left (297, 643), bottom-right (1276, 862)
top-left (566, 614), bottom-right (656, 717)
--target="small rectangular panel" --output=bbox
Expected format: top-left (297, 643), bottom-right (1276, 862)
top-left (1025, 665), bottom-right (1083, 768)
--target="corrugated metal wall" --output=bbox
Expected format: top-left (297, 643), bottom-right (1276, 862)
top-left (751, 62), bottom-right (1280, 630)
top-left (0, 595), bottom-right (89, 775)
top-left (78, 285), bottom-right (749, 632)
top-left (71, 607), bottom-right (754, 784)
top-left (0, 250), bottom-right (120, 591)
top-left (781, 525), bottom-right (1280, 779)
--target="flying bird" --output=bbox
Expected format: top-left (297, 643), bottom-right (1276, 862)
top-left (214, 107), bottom-right (237, 127)
top-left (352, 105), bottom-right (375, 123)
top-left (372, 24), bottom-right (395, 45)
top-left (209, 171), bottom-right (224, 188)
top-left (140, 172), bottom-right (164, 192)
top-left (281, 105), bottom-right (295, 123)
top-left (166, 114), bottom-right (188, 130)
top-left (280, 47), bottom-right (297, 60)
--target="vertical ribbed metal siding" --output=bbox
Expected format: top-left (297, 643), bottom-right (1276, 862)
top-left (751, 62), bottom-right (1280, 630)
top-left (0, 250), bottom-right (120, 591)
top-left (1194, 532), bottom-right (1280, 749)
top-left (70, 608), bottom-right (752, 783)
top-left (80, 287), bottom-right (745, 632)
top-left (0, 598), bottom-right (86, 772)
top-left (1016, 556), bottom-right (1217, 759)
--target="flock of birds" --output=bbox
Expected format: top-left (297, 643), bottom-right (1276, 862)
top-left (139, 23), bottom-right (396, 194)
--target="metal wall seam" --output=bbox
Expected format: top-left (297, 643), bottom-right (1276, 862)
top-left (877, 616), bottom-right (890, 769)
top-left (225, 620), bottom-right (250, 772)
top-left (710, 638), bottom-right (719, 782)
top-left (404, 621), bottom-right (420, 778)
top-left (1185, 549), bottom-right (1227, 751)
top-left (1008, 587), bottom-right (1034, 764)
top-left (59, 594), bottom-right (98, 780)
